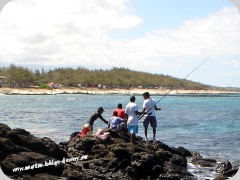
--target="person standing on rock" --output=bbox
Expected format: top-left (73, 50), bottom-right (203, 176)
top-left (81, 107), bottom-right (108, 138)
top-left (142, 92), bottom-right (161, 141)
top-left (125, 95), bottom-right (145, 143)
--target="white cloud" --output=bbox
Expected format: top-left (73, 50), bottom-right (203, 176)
top-left (222, 59), bottom-right (240, 68)
top-left (105, 6), bottom-right (240, 77)
top-left (0, 0), bottom-right (142, 66)
top-left (143, 7), bottom-right (240, 57)
top-left (0, 1), bottom-right (240, 86)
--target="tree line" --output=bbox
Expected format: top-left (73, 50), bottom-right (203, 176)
top-left (0, 64), bottom-right (211, 89)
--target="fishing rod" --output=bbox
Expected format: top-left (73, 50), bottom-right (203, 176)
top-left (138, 57), bottom-right (210, 121)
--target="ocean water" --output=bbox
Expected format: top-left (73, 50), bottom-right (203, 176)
top-left (0, 93), bottom-right (240, 178)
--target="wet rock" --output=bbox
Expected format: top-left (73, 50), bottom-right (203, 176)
top-left (188, 151), bottom-right (216, 167)
top-left (224, 167), bottom-right (239, 177)
top-left (215, 161), bottom-right (232, 174)
top-left (214, 160), bottom-right (239, 178)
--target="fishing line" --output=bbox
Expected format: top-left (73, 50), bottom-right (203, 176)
top-left (160, 104), bottom-right (194, 110)
top-left (138, 57), bottom-right (210, 121)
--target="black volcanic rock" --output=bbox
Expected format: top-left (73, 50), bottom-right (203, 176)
top-left (0, 123), bottom-right (238, 179)
top-left (0, 124), bottom-right (67, 179)
top-left (64, 129), bottom-right (195, 180)
top-left (188, 151), bottom-right (217, 167)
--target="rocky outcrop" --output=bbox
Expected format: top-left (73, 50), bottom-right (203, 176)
top-left (59, 128), bottom-right (195, 180)
top-left (214, 161), bottom-right (239, 180)
top-left (188, 152), bottom-right (217, 167)
top-left (187, 151), bottom-right (239, 179)
top-left (0, 123), bottom-right (239, 179)
top-left (0, 123), bottom-right (67, 179)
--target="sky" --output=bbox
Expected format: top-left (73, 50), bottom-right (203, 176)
top-left (0, 0), bottom-right (240, 87)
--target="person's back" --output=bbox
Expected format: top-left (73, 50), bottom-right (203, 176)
top-left (109, 116), bottom-right (123, 130)
top-left (109, 111), bottom-right (127, 132)
top-left (125, 101), bottom-right (138, 125)
top-left (125, 95), bottom-right (145, 143)
top-left (115, 103), bottom-right (126, 119)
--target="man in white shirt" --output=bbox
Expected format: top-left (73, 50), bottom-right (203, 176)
top-left (125, 95), bottom-right (145, 143)
top-left (142, 92), bottom-right (161, 141)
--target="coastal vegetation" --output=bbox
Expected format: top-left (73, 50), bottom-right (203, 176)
top-left (0, 63), bottom-right (217, 90)
top-left (39, 84), bottom-right (53, 90)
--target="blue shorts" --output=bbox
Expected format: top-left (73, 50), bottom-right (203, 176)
top-left (127, 125), bottom-right (138, 134)
top-left (143, 116), bottom-right (157, 129)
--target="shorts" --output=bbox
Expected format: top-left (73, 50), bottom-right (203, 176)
top-left (143, 116), bottom-right (157, 129)
top-left (81, 124), bottom-right (93, 138)
top-left (127, 125), bottom-right (138, 134)
top-left (83, 123), bottom-right (93, 131)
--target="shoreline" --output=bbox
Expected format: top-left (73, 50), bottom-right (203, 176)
top-left (1, 87), bottom-right (240, 96)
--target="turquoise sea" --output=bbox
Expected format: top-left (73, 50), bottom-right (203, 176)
top-left (0, 93), bottom-right (240, 178)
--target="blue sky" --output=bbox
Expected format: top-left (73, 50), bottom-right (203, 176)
top-left (0, 0), bottom-right (240, 87)
top-left (110, 0), bottom-right (235, 38)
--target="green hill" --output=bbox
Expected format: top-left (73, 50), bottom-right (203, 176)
top-left (0, 64), bottom-right (213, 90)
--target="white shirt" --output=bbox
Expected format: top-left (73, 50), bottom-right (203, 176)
top-left (143, 97), bottom-right (156, 116)
top-left (125, 102), bottom-right (139, 126)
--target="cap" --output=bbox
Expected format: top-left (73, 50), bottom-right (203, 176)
top-left (97, 107), bottom-right (104, 112)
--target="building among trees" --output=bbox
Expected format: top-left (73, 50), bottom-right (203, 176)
top-left (0, 76), bottom-right (7, 87)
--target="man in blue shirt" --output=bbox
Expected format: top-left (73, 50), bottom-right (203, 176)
top-left (108, 111), bottom-right (127, 132)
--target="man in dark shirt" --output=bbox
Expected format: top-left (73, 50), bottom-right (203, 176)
top-left (81, 107), bottom-right (108, 138)
top-left (88, 107), bottom-right (108, 127)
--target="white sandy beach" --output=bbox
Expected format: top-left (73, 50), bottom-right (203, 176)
top-left (0, 87), bottom-right (239, 95)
